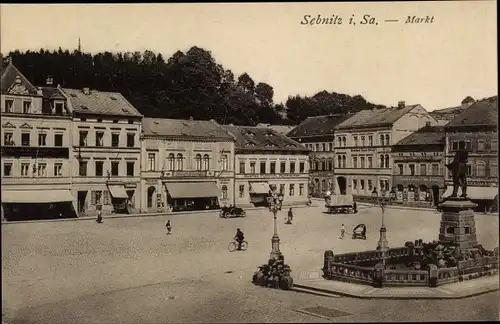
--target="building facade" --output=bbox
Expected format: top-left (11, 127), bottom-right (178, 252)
top-left (287, 114), bottom-right (352, 197)
top-left (391, 126), bottom-right (446, 207)
top-left (140, 118), bottom-right (235, 213)
top-left (1, 63), bottom-right (75, 221)
top-left (333, 102), bottom-right (438, 199)
top-left (223, 125), bottom-right (310, 207)
top-left (443, 96), bottom-right (498, 211)
top-left (62, 87), bottom-right (143, 216)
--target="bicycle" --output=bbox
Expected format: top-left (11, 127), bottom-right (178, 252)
top-left (228, 239), bottom-right (248, 252)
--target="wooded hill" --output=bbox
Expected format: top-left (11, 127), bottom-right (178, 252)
top-left (2, 47), bottom-right (385, 125)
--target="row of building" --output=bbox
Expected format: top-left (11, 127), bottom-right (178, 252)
top-left (288, 97), bottom-right (498, 211)
top-left (1, 62), bottom-right (309, 221)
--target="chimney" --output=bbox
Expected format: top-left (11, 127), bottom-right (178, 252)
top-left (82, 87), bottom-right (90, 95)
top-left (46, 75), bottom-right (53, 86)
top-left (397, 101), bottom-right (405, 109)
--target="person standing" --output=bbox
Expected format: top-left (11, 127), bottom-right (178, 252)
top-left (96, 208), bottom-right (103, 223)
top-left (287, 208), bottom-right (294, 224)
top-left (166, 220), bottom-right (172, 235)
top-left (340, 224), bottom-right (345, 239)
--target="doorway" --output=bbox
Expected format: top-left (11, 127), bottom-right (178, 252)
top-left (77, 191), bottom-right (87, 213)
top-left (432, 185), bottom-right (440, 206)
top-left (337, 176), bottom-right (347, 195)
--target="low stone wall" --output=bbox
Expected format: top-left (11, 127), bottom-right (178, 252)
top-left (384, 269), bottom-right (429, 287)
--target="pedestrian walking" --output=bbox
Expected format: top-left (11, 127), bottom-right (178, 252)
top-left (286, 208), bottom-right (293, 224)
top-left (340, 223), bottom-right (345, 239)
top-left (96, 207), bottom-right (103, 223)
top-left (166, 220), bottom-right (172, 235)
top-left (353, 201), bottom-right (358, 213)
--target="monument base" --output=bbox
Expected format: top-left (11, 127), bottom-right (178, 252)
top-left (438, 197), bottom-right (478, 252)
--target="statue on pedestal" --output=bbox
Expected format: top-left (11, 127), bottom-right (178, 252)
top-left (446, 141), bottom-right (469, 198)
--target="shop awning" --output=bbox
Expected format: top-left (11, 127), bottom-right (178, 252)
top-left (442, 186), bottom-right (498, 200)
top-left (249, 182), bottom-right (270, 194)
top-left (1, 190), bottom-right (74, 203)
top-left (165, 182), bottom-right (220, 199)
top-left (107, 185), bottom-right (128, 199)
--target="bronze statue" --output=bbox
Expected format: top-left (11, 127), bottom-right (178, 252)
top-left (446, 141), bottom-right (469, 198)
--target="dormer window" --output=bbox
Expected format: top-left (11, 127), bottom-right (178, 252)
top-left (55, 102), bottom-right (64, 114)
top-left (23, 101), bottom-right (31, 114)
top-left (5, 99), bottom-right (13, 113)
top-left (245, 131), bottom-right (255, 137)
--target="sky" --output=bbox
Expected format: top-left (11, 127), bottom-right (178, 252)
top-left (0, 2), bottom-right (497, 111)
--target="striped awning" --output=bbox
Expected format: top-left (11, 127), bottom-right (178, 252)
top-left (249, 182), bottom-right (270, 194)
top-left (107, 185), bottom-right (128, 199)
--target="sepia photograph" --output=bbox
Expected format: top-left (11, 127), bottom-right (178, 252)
top-left (1, 1), bottom-right (498, 323)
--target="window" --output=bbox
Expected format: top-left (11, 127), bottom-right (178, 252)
top-left (491, 139), bottom-right (498, 152)
top-left (368, 135), bottom-right (373, 146)
top-left (55, 103), bottom-right (64, 114)
top-left (477, 139), bottom-right (485, 152)
top-left (491, 162), bottom-right (498, 177)
top-left (315, 160), bottom-right (320, 171)
top-left (342, 155), bottom-right (346, 168)
top-left (322, 143), bottom-right (326, 151)
top-left (368, 180), bottom-right (373, 191)
top-left (353, 179), bottom-right (357, 190)
top-left (476, 162), bottom-right (486, 177)
top-left (384, 155), bottom-right (390, 168)
top-left (380, 180), bottom-right (385, 192)
top-left (299, 162), bottom-right (305, 173)
top-left (467, 164), bottom-right (472, 176)
top-left (360, 157), bottom-right (365, 168)
top-left (451, 141), bottom-right (458, 151)
top-left (23, 101), bottom-right (31, 113)
top-left (353, 136), bottom-right (358, 147)
top-left (195, 154), bottom-right (202, 171)
top-left (299, 184), bottom-right (304, 196)
top-left (380, 134), bottom-right (385, 146)
top-left (148, 153), bottom-right (156, 171)
top-left (236, 159), bottom-right (244, 174)
top-left (168, 154), bottom-right (175, 171)
top-left (360, 179), bottom-right (365, 190)
top-left (38, 133), bottom-right (47, 146)
top-left (353, 157), bottom-right (358, 168)
top-left (111, 133), bottom-right (120, 147)
top-left (95, 161), bottom-right (104, 176)
top-left (79, 131), bottom-right (88, 146)
top-left (92, 191), bottom-right (103, 205)
top-left (203, 154), bottom-right (209, 170)
top-left (5, 99), bottom-right (13, 112)
top-left (54, 134), bottom-right (63, 147)
top-left (79, 160), bottom-right (87, 176)
top-left (127, 161), bottom-right (135, 176)
top-left (3, 163), bottom-right (12, 177)
top-left (280, 184), bottom-right (285, 194)
top-left (147, 186), bottom-right (155, 209)
top-left (320, 160), bottom-right (325, 170)
top-left (290, 162), bottom-right (296, 173)
top-left (81, 116), bottom-right (87, 121)
top-left (239, 185), bottom-right (245, 198)
top-left (221, 185), bottom-right (228, 199)
top-left (128, 120), bottom-right (134, 124)
top-left (315, 144), bottom-right (319, 151)
top-left (111, 161), bottom-right (119, 176)
top-left (329, 143), bottom-right (333, 151)
top-left (368, 156), bottom-right (373, 168)
top-left (327, 160), bottom-right (333, 171)
top-left (21, 133), bottom-right (30, 146)
top-left (337, 137), bottom-right (342, 147)
top-left (96, 132), bottom-right (104, 147)
top-left (21, 163), bottom-right (29, 177)
top-left (379, 155), bottom-right (384, 168)
top-left (384, 180), bottom-right (390, 192)
top-left (398, 164), bottom-right (404, 175)
top-left (409, 164), bottom-right (415, 176)
top-left (37, 163), bottom-right (47, 177)
top-left (420, 164), bottom-right (427, 176)
top-left (432, 164), bottom-right (439, 176)
top-left (278, 161), bottom-right (285, 173)
top-left (289, 184), bottom-right (295, 196)
top-left (385, 134), bottom-right (390, 146)
top-left (113, 120), bottom-right (118, 124)
top-left (54, 163), bottom-right (63, 176)
top-left (342, 137), bottom-right (346, 147)
top-left (465, 141), bottom-right (472, 151)
top-left (260, 161), bottom-right (266, 174)
top-left (361, 136), bottom-right (365, 147)
top-left (4, 133), bottom-right (13, 145)
top-left (337, 156), bottom-right (342, 168)
top-left (270, 162), bottom-right (276, 174)
top-left (127, 133), bottom-right (135, 148)
top-left (176, 154), bottom-right (183, 171)
top-left (250, 162), bottom-right (256, 174)
top-left (220, 154), bottom-right (228, 171)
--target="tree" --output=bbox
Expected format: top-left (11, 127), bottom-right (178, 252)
top-left (237, 72), bottom-right (255, 93)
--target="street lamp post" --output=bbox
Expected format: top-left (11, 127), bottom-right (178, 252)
top-left (372, 188), bottom-right (396, 268)
top-left (267, 185), bottom-right (284, 260)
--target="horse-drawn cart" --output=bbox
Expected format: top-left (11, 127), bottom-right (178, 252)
top-left (325, 194), bottom-right (356, 214)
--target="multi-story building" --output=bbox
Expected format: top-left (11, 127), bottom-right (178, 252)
top-left (222, 125), bottom-right (310, 207)
top-left (430, 96), bottom-right (475, 126)
top-left (443, 96), bottom-right (498, 212)
top-left (1, 63), bottom-right (75, 221)
top-left (62, 87), bottom-right (143, 216)
top-left (333, 101), bottom-right (438, 199)
top-left (140, 118), bottom-right (235, 213)
top-left (391, 125), bottom-right (446, 207)
top-left (286, 114), bottom-right (352, 197)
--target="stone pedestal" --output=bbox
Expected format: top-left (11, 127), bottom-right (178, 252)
top-left (438, 197), bottom-right (478, 251)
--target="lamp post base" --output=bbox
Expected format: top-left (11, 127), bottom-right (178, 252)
top-left (377, 226), bottom-right (389, 251)
top-left (270, 233), bottom-right (282, 260)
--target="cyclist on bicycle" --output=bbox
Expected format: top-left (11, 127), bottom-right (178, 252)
top-left (234, 228), bottom-right (245, 250)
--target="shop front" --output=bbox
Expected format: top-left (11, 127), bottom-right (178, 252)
top-left (164, 181), bottom-right (221, 212)
top-left (249, 182), bottom-right (270, 207)
top-left (1, 189), bottom-right (77, 221)
top-left (107, 184), bottom-right (131, 214)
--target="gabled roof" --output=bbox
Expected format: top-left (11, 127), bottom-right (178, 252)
top-left (287, 114), bottom-right (352, 138)
top-left (0, 62), bottom-right (40, 96)
top-left (62, 88), bottom-right (142, 117)
top-left (41, 87), bottom-right (66, 100)
top-left (255, 123), bottom-right (296, 135)
top-left (393, 126), bottom-right (445, 146)
top-left (445, 96), bottom-right (498, 128)
top-left (142, 118), bottom-right (234, 140)
top-left (223, 125), bottom-right (309, 152)
top-left (335, 105), bottom-right (419, 130)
